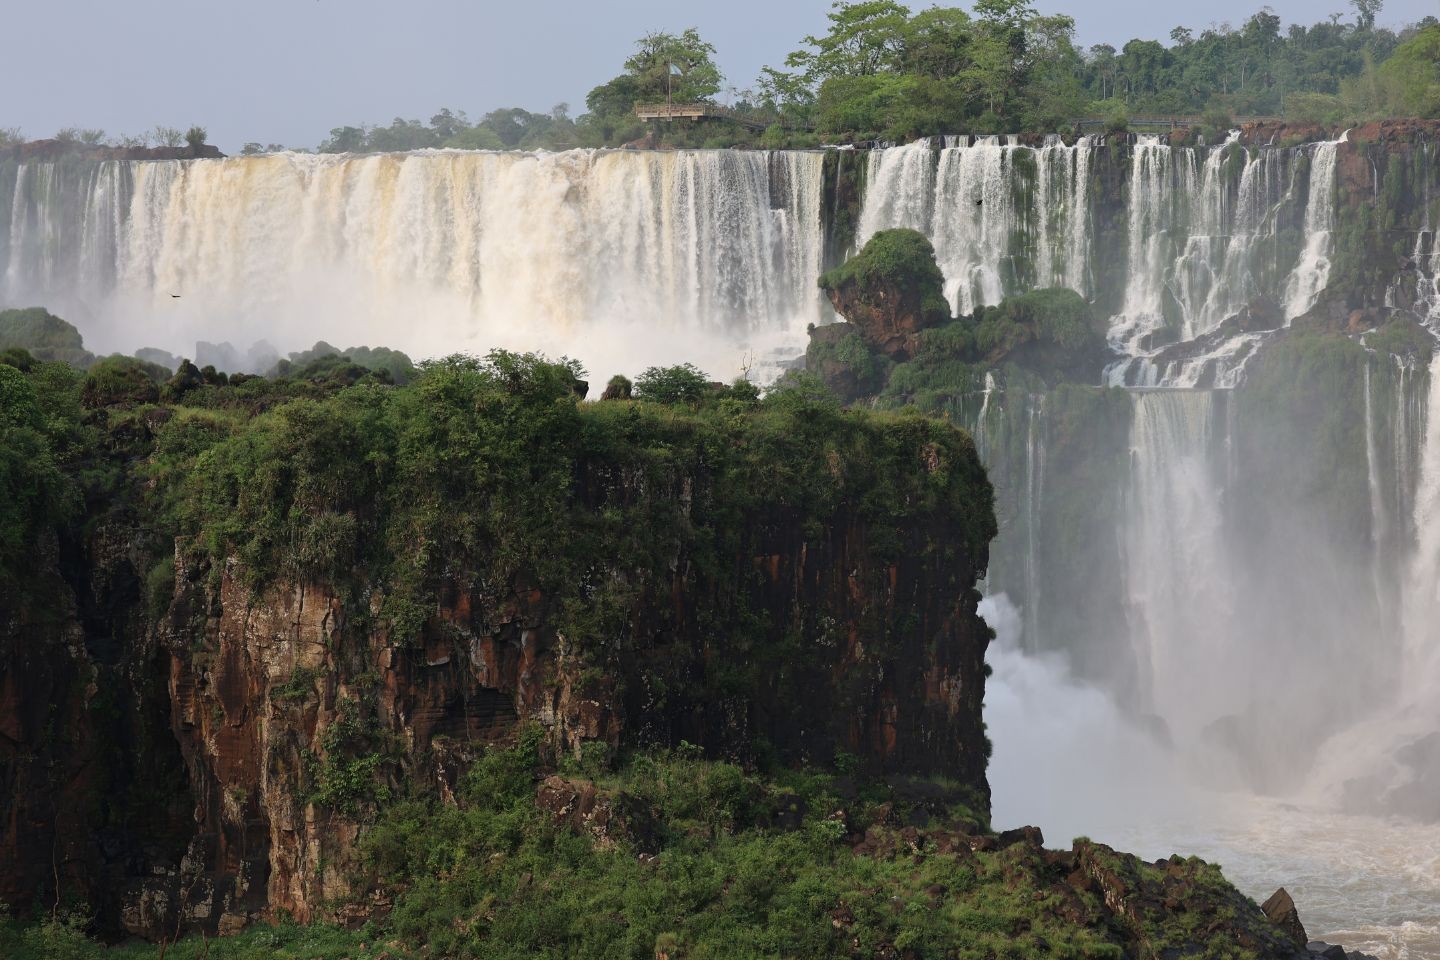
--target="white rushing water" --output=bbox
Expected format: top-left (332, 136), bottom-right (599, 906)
top-left (984, 593), bottom-right (1440, 960)
top-left (854, 133), bottom-right (1340, 389)
top-left (857, 135), bottom-right (1092, 316)
top-left (1122, 389), bottom-right (1234, 726)
top-left (1283, 137), bottom-right (1344, 320)
top-left (1, 149), bottom-right (827, 380)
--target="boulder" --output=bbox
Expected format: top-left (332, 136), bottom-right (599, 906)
top-left (1261, 887), bottom-right (1308, 948)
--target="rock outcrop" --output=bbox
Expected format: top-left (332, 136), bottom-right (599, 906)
top-left (819, 228), bottom-right (952, 360)
top-left (1262, 887), bottom-right (1309, 949)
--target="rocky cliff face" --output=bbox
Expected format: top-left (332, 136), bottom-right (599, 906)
top-left (0, 386), bottom-right (996, 938)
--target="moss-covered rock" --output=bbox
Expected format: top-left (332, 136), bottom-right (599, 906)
top-left (819, 228), bottom-right (952, 360)
top-left (0, 307), bottom-right (93, 368)
top-left (969, 288), bottom-right (1112, 383)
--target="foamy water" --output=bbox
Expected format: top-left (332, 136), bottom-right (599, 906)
top-left (983, 594), bottom-right (1440, 959)
top-left (1113, 798), bottom-right (1440, 960)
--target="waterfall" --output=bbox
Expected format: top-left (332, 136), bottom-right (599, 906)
top-left (2, 137), bottom-right (1347, 386)
top-left (1122, 389), bottom-right (1231, 726)
top-left (1106, 135), bottom-right (1322, 388)
top-left (856, 136), bottom-right (1093, 316)
top-left (856, 139), bottom-right (937, 241)
top-left (1282, 137), bottom-right (1341, 319)
top-left (1111, 138), bottom-right (1179, 364)
top-left (0, 150), bottom-right (826, 378)
top-left (1022, 394), bottom-right (1045, 653)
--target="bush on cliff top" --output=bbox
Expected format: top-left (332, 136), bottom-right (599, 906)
top-left (173, 350), bottom-right (994, 620)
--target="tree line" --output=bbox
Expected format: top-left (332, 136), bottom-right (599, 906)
top-left (6, 1), bottom-right (1436, 154)
top-left (300, 1), bottom-right (1437, 152)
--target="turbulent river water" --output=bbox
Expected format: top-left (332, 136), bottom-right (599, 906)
top-left (985, 594), bottom-right (1440, 959)
top-left (4, 137), bottom-right (1439, 952)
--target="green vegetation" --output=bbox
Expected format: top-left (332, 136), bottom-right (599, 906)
top-left (763, 0), bottom-right (1084, 138)
top-left (317, 105), bottom-right (582, 154)
top-left (271, 341), bottom-right (418, 385)
top-left (631, 363), bottom-right (710, 403)
top-left (819, 228), bottom-right (949, 324)
top-left (968, 288), bottom-right (1111, 382)
top-left (809, 286), bottom-right (1111, 405)
top-left (0, 359), bottom-right (80, 594)
top-left (1281, 22), bottom-right (1440, 122)
top-left (0, 912), bottom-right (395, 960)
top-left (7, 4), bottom-right (1439, 156)
top-left (0, 308), bottom-right (93, 367)
top-left (79, 356), bottom-right (165, 409)
top-left (2, 732), bottom-right (1290, 959)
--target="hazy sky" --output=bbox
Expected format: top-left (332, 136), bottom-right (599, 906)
top-left (6, 0), bottom-right (1434, 152)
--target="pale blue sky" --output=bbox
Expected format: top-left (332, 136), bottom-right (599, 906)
top-left (5, 0), bottom-right (1434, 152)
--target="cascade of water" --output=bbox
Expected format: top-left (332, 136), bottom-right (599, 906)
top-left (1171, 135), bottom-right (1244, 342)
top-left (856, 139), bottom-right (936, 241)
top-left (975, 369), bottom-right (997, 451)
top-left (1122, 389), bottom-right (1232, 727)
top-left (1364, 359), bottom-right (1393, 645)
top-left (930, 140), bottom-right (1014, 314)
top-left (2, 163), bottom-right (30, 294)
top-left (2, 150), bottom-right (827, 378)
top-left (1282, 137), bottom-right (1342, 319)
top-left (1109, 137), bottom-right (1183, 363)
top-left (856, 136), bottom-right (1094, 316)
top-left (1023, 394), bottom-right (1045, 653)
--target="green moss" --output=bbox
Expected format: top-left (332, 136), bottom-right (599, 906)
top-left (1367, 318), bottom-right (1435, 361)
top-left (819, 228), bottom-right (952, 326)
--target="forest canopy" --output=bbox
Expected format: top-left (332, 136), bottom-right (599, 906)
top-left (10, 2), bottom-right (1436, 153)
top-left (290, 1), bottom-right (1438, 150)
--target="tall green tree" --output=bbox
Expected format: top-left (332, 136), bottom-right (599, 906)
top-left (783, 1), bottom-right (913, 85)
top-left (622, 29), bottom-right (724, 103)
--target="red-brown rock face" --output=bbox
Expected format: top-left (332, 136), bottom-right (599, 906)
top-left (1, 442), bottom-right (995, 937)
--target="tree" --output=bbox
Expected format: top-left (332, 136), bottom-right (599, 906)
top-left (901, 7), bottom-right (975, 79)
top-left (1374, 22), bottom-right (1440, 116)
top-left (184, 126), bottom-right (207, 153)
top-left (622, 29), bottom-right (723, 103)
top-left (55, 127), bottom-right (107, 145)
top-left (319, 126), bottom-right (366, 153)
top-left (445, 126), bottom-right (506, 150)
top-left (784, 1), bottom-right (913, 85)
top-left (633, 364), bottom-right (710, 404)
top-left (1352, 0), bottom-right (1383, 31)
top-left (966, 0), bottom-right (1040, 123)
top-left (151, 125), bottom-right (184, 148)
top-left (428, 108), bottom-right (468, 141)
